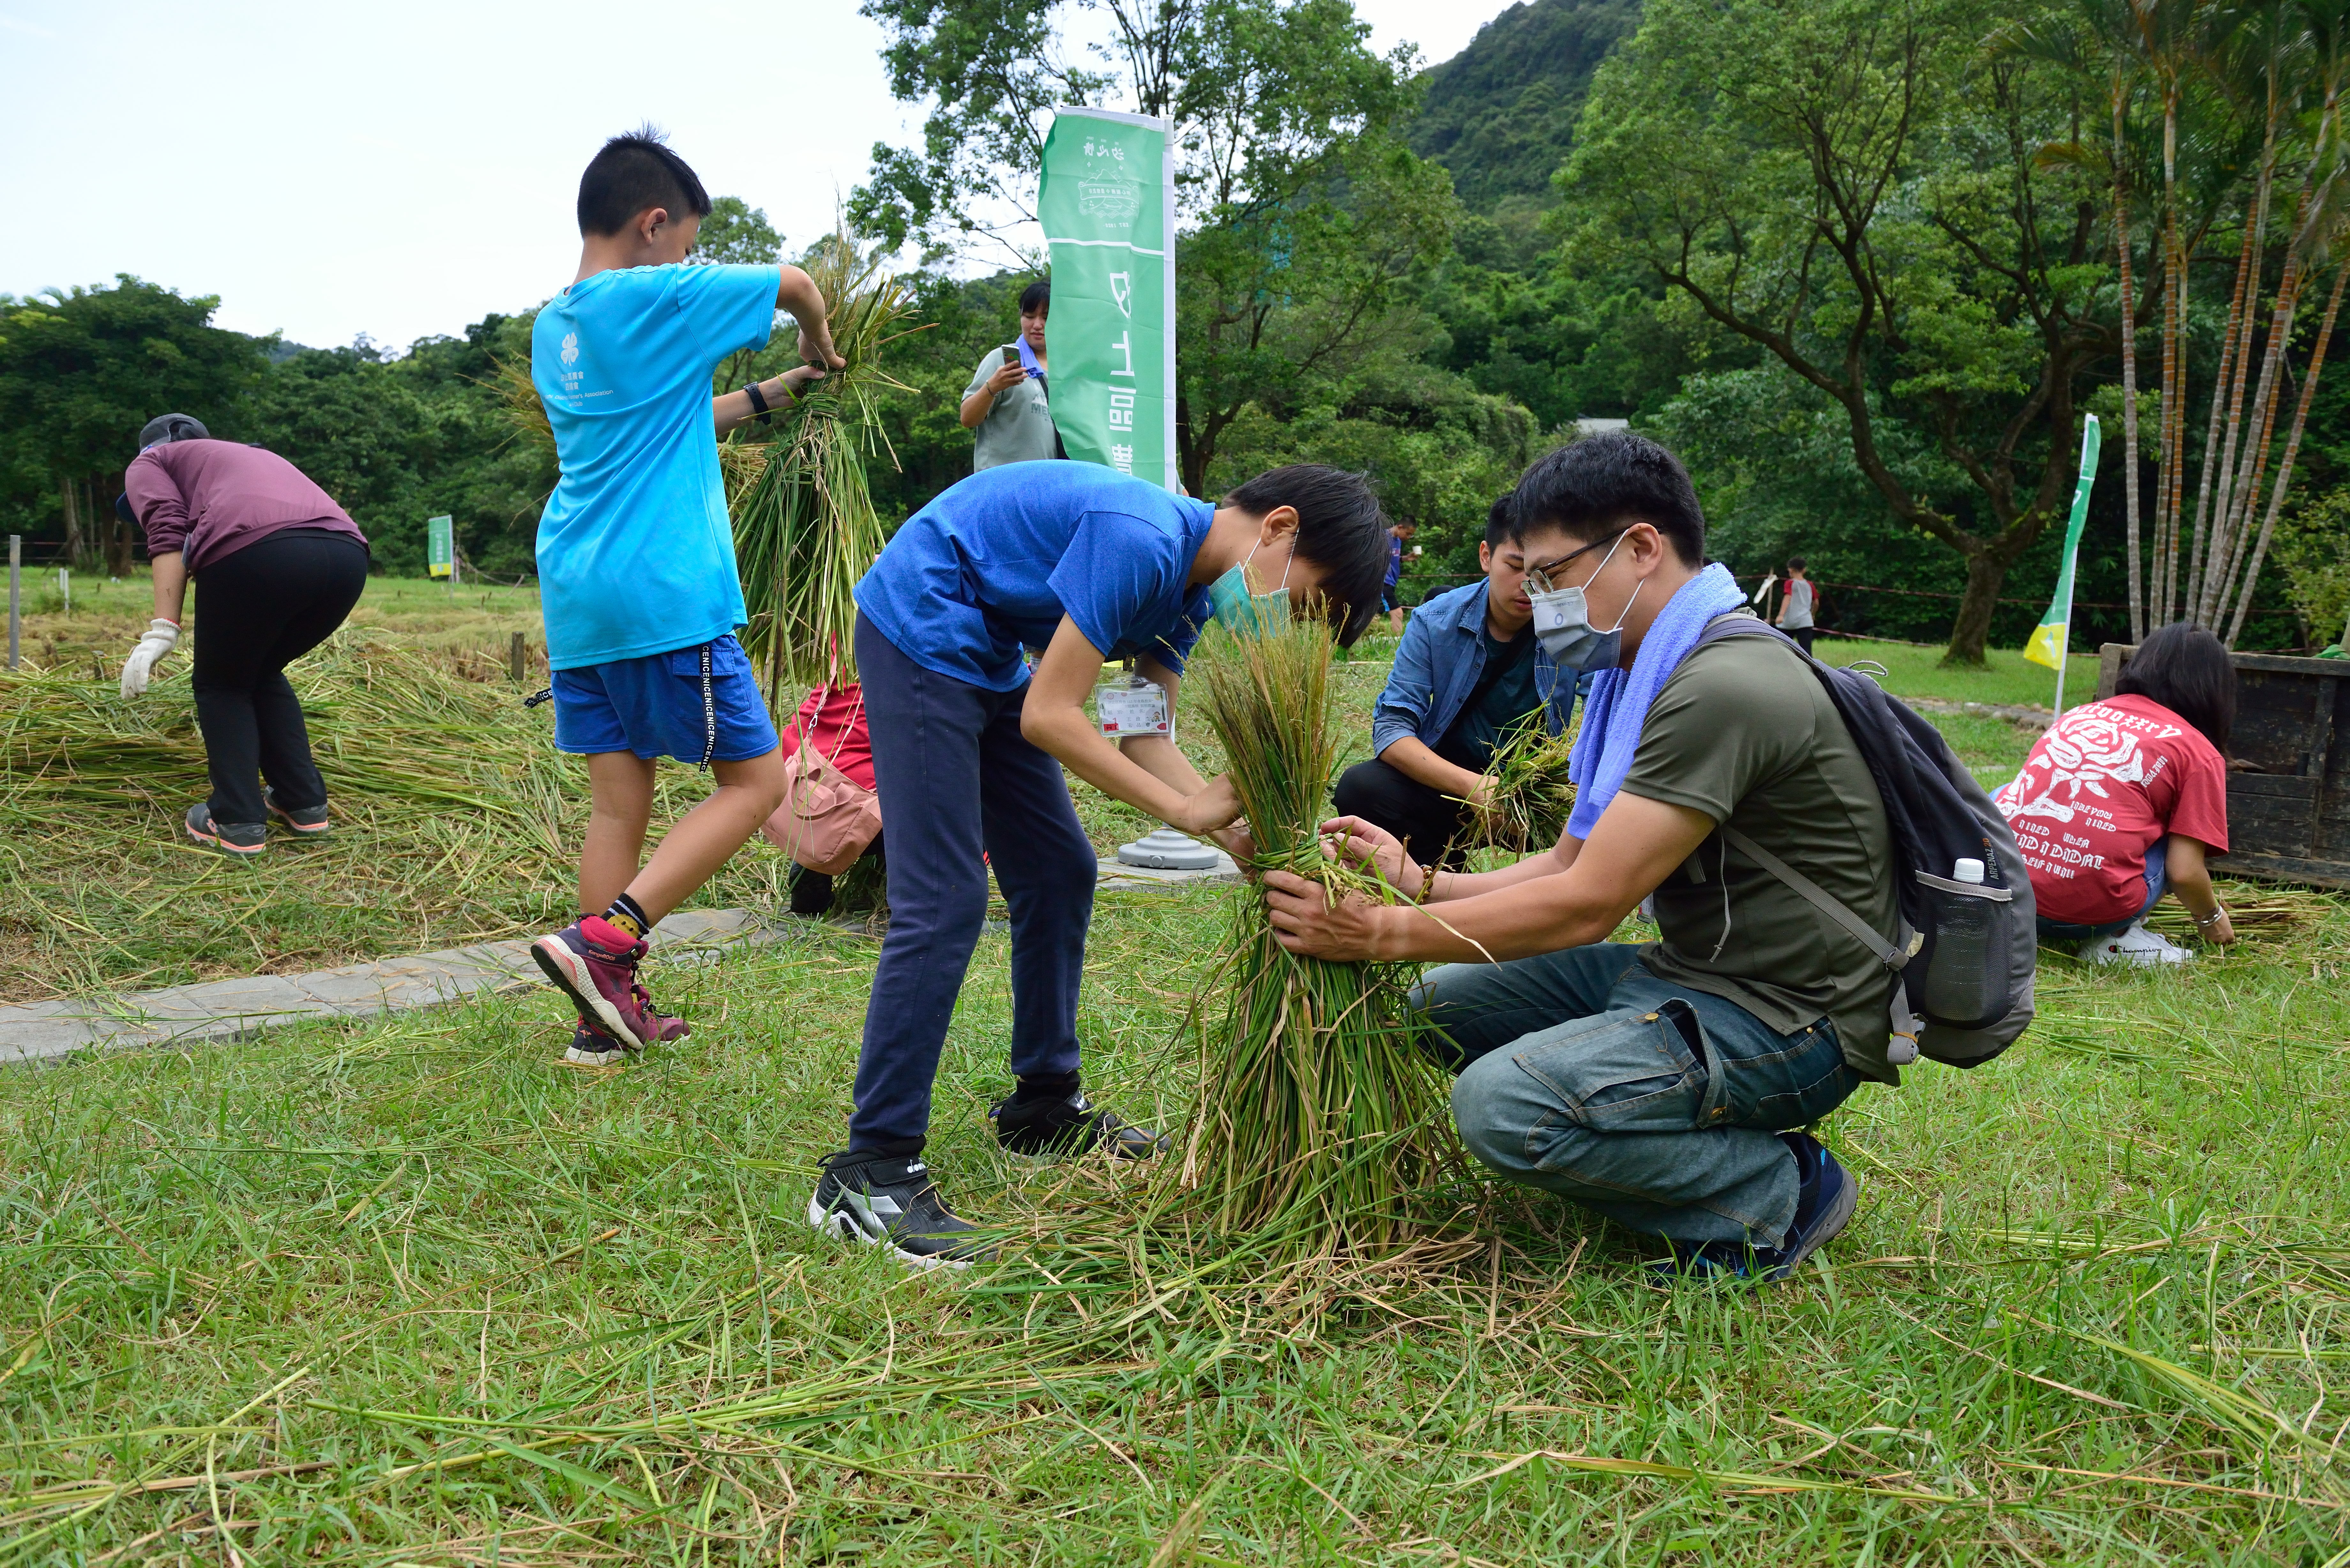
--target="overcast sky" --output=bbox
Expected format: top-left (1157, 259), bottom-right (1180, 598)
top-left (2, 0), bottom-right (1517, 351)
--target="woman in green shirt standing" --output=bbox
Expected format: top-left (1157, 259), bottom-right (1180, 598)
top-left (959, 281), bottom-right (1064, 470)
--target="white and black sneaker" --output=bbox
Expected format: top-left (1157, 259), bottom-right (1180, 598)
top-left (806, 1149), bottom-right (992, 1269)
top-left (2079, 920), bottom-right (2193, 967)
top-left (990, 1087), bottom-right (1166, 1159)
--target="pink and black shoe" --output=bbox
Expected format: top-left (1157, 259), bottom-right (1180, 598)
top-left (530, 916), bottom-right (690, 1053)
top-left (185, 802), bottom-right (266, 857)
top-left (263, 787), bottom-right (330, 837)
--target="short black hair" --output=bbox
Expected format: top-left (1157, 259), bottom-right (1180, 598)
top-left (577, 127), bottom-right (712, 238)
top-left (2117, 621), bottom-right (2238, 753)
top-left (1223, 465), bottom-right (1391, 646)
top-left (1507, 430), bottom-right (1705, 567)
top-left (1482, 494), bottom-right (1519, 548)
top-left (1787, 556), bottom-right (1807, 573)
top-left (1018, 279), bottom-right (1050, 314)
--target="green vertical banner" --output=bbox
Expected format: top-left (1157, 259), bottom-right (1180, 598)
top-left (2023, 416), bottom-right (2100, 672)
top-left (426, 514), bottom-right (454, 580)
top-left (1039, 107), bottom-right (1177, 490)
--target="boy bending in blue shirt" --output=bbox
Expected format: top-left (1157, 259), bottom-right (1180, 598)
top-left (528, 128), bottom-right (841, 1065)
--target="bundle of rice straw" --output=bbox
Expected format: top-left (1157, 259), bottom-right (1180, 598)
top-left (1177, 618), bottom-right (1460, 1261)
top-left (1480, 711), bottom-right (1577, 855)
top-left (730, 230), bottom-right (921, 709)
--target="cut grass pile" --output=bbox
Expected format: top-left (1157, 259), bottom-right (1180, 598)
top-left (0, 869), bottom-right (2344, 1563)
top-left (0, 632), bottom-right (792, 1002)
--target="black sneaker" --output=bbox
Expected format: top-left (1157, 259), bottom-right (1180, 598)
top-left (1652, 1131), bottom-right (1860, 1283)
top-left (806, 1150), bottom-right (992, 1268)
top-left (185, 802), bottom-right (265, 857)
top-left (990, 1087), bottom-right (1166, 1159)
top-left (787, 865), bottom-right (835, 917)
top-left (1764, 1128), bottom-right (1860, 1278)
top-left (262, 787), bottom-right (330, 837)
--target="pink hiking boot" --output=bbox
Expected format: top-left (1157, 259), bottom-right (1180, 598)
top-left (531, 916), bottom-right (691, 1053)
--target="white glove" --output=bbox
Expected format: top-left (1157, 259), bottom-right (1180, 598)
top-left (119, 619), bottom-right (180, 699)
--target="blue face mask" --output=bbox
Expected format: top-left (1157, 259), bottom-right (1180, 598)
top-left (1206, 532), bottom-right (1293, 638)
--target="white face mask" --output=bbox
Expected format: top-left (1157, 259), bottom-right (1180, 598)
top-left (1526, 531), bottom-right (1641, 673)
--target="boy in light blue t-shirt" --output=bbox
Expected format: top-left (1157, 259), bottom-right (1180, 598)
top-left (527, 129), bottom-right (841, 1066)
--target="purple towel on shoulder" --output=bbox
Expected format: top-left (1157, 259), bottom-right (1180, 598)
top-left (1565, 563), bottom-right (1747, 838)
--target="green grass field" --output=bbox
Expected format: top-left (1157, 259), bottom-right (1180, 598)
top-left (1, 874), bottom-right (2345, 1564)
top-left (8, 577), bottom-right (2343, 1563)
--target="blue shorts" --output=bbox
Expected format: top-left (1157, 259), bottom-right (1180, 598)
top-left (550, 634), bottom-right (780, 763)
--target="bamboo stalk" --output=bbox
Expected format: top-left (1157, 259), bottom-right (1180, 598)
top-left (2228, 258), bottom-right (2350, 644)
top-left (2114, 73), bottom-right (2148, 643)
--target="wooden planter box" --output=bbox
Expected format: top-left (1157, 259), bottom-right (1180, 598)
top-left (2096, 643), bottom-right (2349, 889)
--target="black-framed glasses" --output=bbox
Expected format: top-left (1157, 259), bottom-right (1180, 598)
top-left (1525, 528), bottom-right (1631, 594)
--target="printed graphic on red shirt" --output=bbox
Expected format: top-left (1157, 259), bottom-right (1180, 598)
top-left (1993, 695), bottom-right (2230, 924)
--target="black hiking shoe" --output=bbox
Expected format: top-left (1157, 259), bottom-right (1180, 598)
top-left (185, 802), bottom-right (265, 857)
top-left (806, 1149), bottom-right (992, 1269)
top-left (990, 1086), bottom-right (1166, 1159)
top-left (1652, 1129), bottom-right (1860, 1283)
top-left (262, 787), bottom-right (330, 837)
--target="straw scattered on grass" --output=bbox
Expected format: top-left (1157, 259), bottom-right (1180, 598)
top-left (0, 632), bottom-right (792, 1001)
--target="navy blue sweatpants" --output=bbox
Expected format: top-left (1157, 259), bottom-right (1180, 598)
top-left (848, 612), bottom-right (1098, 1149)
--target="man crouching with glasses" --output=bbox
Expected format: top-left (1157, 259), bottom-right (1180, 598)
top-left (1263, 433), bottom-right (1897, 1281)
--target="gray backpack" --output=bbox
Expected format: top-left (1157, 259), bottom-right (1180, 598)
top-left (1697, 617), bottom-right (2037, 1067)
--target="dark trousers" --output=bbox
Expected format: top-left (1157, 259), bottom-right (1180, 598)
top-left (1332, 755), bottom-right (1474, 870)
top-left (1785, 626), bottom-right (1816, 654)
top-left (849, 612), bottom-right (1098, 1150)
top-left (190, 531), bottom-right (369, 825)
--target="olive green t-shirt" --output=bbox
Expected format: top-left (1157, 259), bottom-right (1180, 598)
top-left (1619, 633), bottom-right (1901, 1082)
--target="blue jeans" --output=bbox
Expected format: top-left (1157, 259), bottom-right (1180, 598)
top-left (847, 613), bottom-right (1098, 1150)
top-left (1419, 944), bottom-right (1858, 1248)
top-left (2035, 837), bottom-right (2167, 941)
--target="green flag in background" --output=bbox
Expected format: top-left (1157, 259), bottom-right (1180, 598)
top-left (1039, 108), bottom-right (1177, 489)
top-left (427, 515), bottom-right (454, 580)
top-left (2023, 415), bottom-right (2101, 673)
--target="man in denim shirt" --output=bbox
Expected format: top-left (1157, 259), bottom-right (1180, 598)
top-left (1334, 497), bottom-right (1580, 868)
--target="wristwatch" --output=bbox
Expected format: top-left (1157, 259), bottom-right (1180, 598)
top-left (741, 381), bottom-right (776, 422)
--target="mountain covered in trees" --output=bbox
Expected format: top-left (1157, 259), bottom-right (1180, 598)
top-left (1408, 0), bottom-right (1640, 221)
top-left (4, 0), bottom-right (2346, 656)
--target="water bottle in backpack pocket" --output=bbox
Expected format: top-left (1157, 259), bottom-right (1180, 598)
top-left (1917, 857), bottom-right (2013, 1029)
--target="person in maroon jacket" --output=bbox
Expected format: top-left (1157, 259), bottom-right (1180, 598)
top-left (115, 414), bottom-right (371, 855)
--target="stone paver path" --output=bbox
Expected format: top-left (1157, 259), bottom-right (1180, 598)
top-left (0, 857), bottom-right (1237, 1067)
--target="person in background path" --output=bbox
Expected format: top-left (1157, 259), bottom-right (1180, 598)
top-left (1995, 622), bottom-right (2238, 966)
top-left (1383, 519), bottom-right (1420, 633)
top-left (960, 280), bottom-right (1062, 471)
top-left (1335, 495), bottom-right (1578, 870)
top-left (525, 128), bottom-right (841, 1068)
top-left (117, 418), bottom-right (372, 856)
top-left (1775, 556), bottom-right (1816, 653)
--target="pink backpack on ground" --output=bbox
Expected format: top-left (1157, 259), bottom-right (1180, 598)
top-left (761, 686), bottom-right (881, 875)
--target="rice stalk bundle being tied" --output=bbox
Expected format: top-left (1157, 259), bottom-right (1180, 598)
top-left (1481, 710), bottom-right (1578, 855)
top-left (731, 230), bottom-right (922, 709)
top-left (1178, 619), bottom-right (1461, 1262)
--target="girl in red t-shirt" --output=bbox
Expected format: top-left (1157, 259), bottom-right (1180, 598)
top-left (1995, 622), bottom-right (2240, 965)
